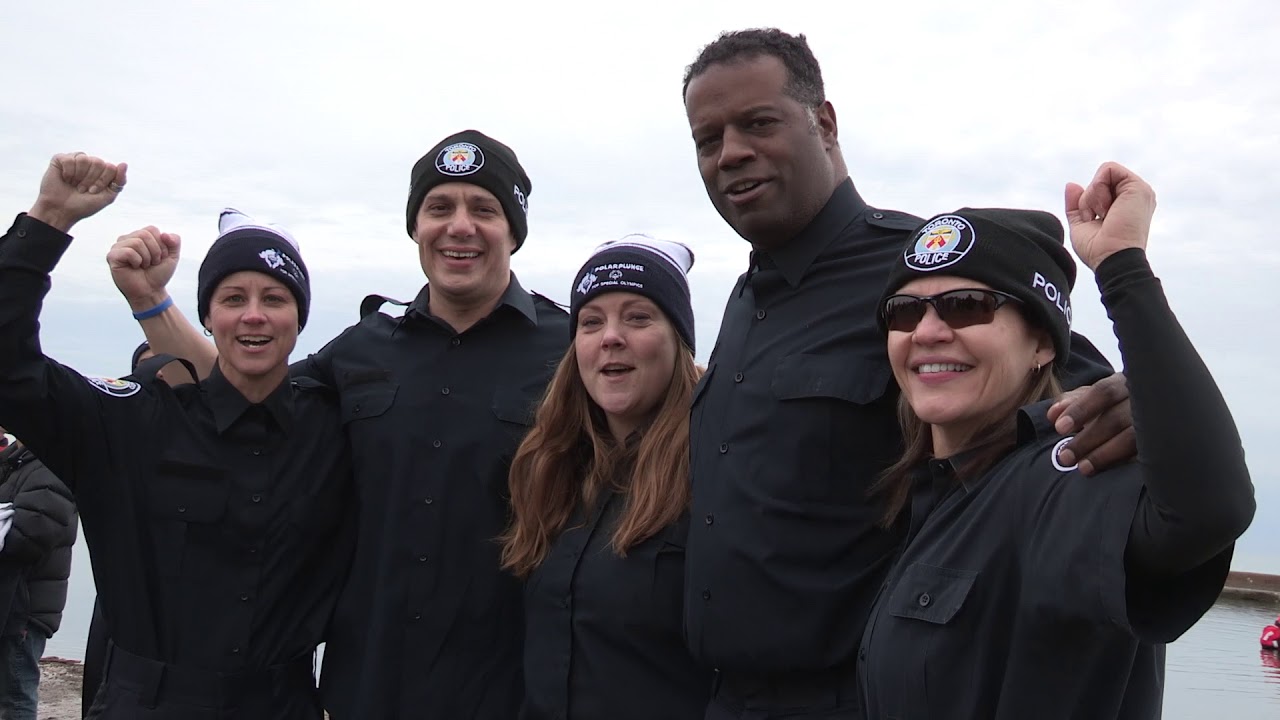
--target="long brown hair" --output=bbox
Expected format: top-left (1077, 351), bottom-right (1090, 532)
top-left (872, 364), bottom-right (1063, 529)
top-left (501, 340), bottom-right (701, 578)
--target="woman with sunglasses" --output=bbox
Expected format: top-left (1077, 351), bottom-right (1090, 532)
top-left (858, 162), bottom-right (1254, 719)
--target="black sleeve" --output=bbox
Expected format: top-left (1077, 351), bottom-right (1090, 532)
top-left (0, 214), bottom-right (155, 491)
top-left (1096, 249), bottom-right (1255, 575)
top-left (1059, 330), bottom-right (1114, 390)
top-left (2, 460), bottom-right (77, 564)
top-left (292, 334), bottom-right (340, 387)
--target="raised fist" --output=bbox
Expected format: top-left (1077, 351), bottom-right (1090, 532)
top-left (107, 226), bottom-right (181, 311)
top-left (29, 152), bottom-right (128, 233)
top-left (1065, 162), bottom-right (1157, 271)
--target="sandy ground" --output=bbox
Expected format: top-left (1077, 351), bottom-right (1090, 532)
top-left (36, 659), bottom-right (82, 720)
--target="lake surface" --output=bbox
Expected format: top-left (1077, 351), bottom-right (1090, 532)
top-left (43, 539), bottom-right (1280, 716)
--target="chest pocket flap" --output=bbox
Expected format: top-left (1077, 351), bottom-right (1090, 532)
top-left (148, 461), bottom-right (229, 523)
top-left (340, 380), bottom-right (398, 423)
top-left (887, 562), bottom-right (977, 625)
top-left (772, 352), bottom-right (891, 405)
top-left (493, 388), bottom-right (538, 426)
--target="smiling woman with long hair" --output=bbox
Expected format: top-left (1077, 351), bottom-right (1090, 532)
top-left (858, 163), bottom-right (1255, 719)
top-left (503, 235), bottom-right (710, 720)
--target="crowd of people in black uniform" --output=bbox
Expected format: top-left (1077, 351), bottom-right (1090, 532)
top-left (0, 26), bottom-right (1256, 720)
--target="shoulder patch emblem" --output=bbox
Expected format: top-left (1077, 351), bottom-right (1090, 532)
top-left (87, 376), bottom-right (141, 398)
top-left (1051, 437), bottom-right (1078, 472)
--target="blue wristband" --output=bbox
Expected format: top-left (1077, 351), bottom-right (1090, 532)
top-left (132, 296), bottom-right (173, 321)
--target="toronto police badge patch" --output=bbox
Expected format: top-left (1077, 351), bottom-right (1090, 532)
top-left (904, 215), bottom-right (976, 271)
top-left (436, 142), bottom-right (484, 176)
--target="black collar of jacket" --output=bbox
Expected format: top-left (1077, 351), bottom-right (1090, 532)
top-left (403, 271), bottom-right (540, 328)
top-left (755, 177), bottom-right (868, 288)
top-left (203, 362), bottom-right (296, 435)
top-left (1016, 398), bottom-right (1061, 446)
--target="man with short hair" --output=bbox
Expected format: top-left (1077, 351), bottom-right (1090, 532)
top-left (111, 130), bottom-right (569, 718)
top-left (680, 28), bottom-right (1131, 719)
top-left (0, 428), bottom-right (77, 720)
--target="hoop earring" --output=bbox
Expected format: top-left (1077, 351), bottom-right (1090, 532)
top-left (203, 327), bottom-right (213, 337)
top-left (1034, 362), bottom-right (1042, 373)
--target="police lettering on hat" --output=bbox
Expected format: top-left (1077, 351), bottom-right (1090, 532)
top-left (196, 209), bottom-right (312, 330)
top-left (407, 130), bottom-right (534, 251)
top-left (570, 234), bottom-right (696, 353)
top-left (880, 207), bottom-right (1076, 366)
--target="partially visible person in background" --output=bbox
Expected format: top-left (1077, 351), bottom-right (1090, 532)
top-left (0, 426), bottom-right (78, 720)
top-left (1262, 616), bottom-right (1280, 650)
top-left (81, 342), bottom-right (194, 717)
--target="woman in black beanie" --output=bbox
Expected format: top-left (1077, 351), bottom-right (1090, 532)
top-left (0, 153), bottom-right (352, 719)
top-left (858, 162), bottom-right (1255, 718)
top-left (503, 234), bottom-right (712, 720)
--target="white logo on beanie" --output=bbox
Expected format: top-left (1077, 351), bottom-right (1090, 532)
top-left (436, 143), bottom-right (484, 176)
top-left (260, 249), bottom-right (285, 270)
top-left (1032, 272), bottom-right (1073, 324)
top-left (905, 215), bottom-right (975, 271)
top-left (577, 272), bottom-right (598, 295)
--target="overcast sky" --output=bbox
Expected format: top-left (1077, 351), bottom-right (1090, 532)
top-left (3, 0), bottom-right (1276, 654)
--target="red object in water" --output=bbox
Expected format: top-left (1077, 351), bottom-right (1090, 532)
top-left (1263, 620), bottom-right (1280, 649)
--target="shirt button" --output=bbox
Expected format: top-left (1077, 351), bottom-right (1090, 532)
top-left (16, 229), bottom-right (27, 238)
top-left (252, 449), bottom-right (262, 456)
top-left (755, 309), bottom-right (767, 320)
top-left (440, 387), bottom-right (450, 396)
top-left (560, 597), bottom-right (570, 609)
top-left (702, 589), bottom-right (711, 601)
top-left (704, 514), bottom-right (714, 525)
top-left (451, 337), bottom-right (461, 347)
top-left (859, 647), bottom-right (867, 660)
top-left (918, 593), bottom-right (932, 607)
top-left (424, 497), bottom-right (434, 505)
top-left (410, 613), bottom-right (421, 622)
top-left (248, 547), bottom-right (258, 555)
top-left (240, 593), bottom-right (250, 602)
top-left (177, 506), bottom-right (186, 514)
top-left (231, 647), bottom-right (240, 654)
top-left (872, 212), bottom-right (884, 219)
top-left (733, 372), bottom-right (744, 383)
top-left (353, 404), bottom-right (361, 414)
top-left (719, 443), bottom-right (729, 454)
top-left (432, 440), bottom-right (442, 448)
top-left (418, 555), bottom-right (428, 563)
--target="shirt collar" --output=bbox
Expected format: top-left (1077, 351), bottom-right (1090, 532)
top-left (204, 363), bottom-right (296, 435)
top-left (758, 177), bottom-right (868, 287)
top-left (405, 272), bottom-right (539, 328)
top-left (1016, 398), bottom-right (1061, 446)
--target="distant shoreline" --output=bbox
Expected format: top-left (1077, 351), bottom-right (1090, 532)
top-left (1222, 571), bottom-right (1280, 605)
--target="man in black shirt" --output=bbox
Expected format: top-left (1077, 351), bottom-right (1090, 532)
top-left (115, 131), bottom-right (570, 718)
top-left (680, 29), bottom-right (1132, 719)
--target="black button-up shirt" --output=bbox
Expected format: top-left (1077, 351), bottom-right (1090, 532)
top-left (523, 478), bottom-right (711, 720)
top-left (858, 400), bottom-right (1230, 719)
top-left (685, 180), bottom-right (1113, 676)
top-left (0, 214), bottom-right (355, 672)
top-left (301, 276), bottom-right (569, 719)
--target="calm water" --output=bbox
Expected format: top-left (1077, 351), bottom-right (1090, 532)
top-left (44, 539), bottom-right (1280, 716)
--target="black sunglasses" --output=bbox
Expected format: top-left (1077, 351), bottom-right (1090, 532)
top-left (881, 289), bottom-right (1022, 332)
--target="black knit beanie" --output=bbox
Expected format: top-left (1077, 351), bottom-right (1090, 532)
top-left (406, 130), bottom-right (532, 251)
top-left (570, 234), bottom-right (696, 353)
top-left (197, 209), bottom-right (311, 330)
top-left (880, 208), bottom-right (1075, 366)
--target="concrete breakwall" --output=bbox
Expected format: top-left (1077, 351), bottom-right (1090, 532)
top-left (1223, 571), bottom-right (1280, 605)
